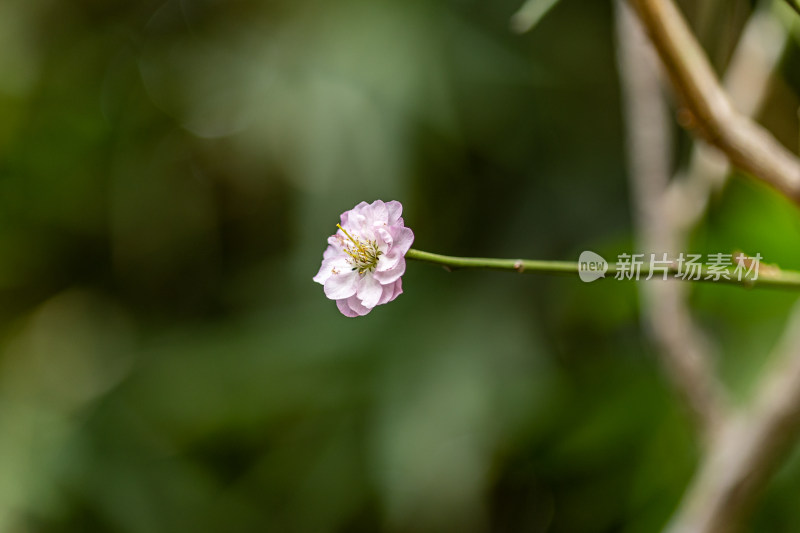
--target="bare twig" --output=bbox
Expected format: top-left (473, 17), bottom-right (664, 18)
top-left (628, 0), bottom-right (800, 204)
top-left (665, 303), bottom-right (800, 533)
top-left (623, 1), bottom-right (800, 531)
top-left (617, 1), bottom-right (790, 444)
top-left (665, 5), bottom-right (788, 232)
top-left (615, 0), bottom-right (727, 441)
top-left (510, 0), bottom-right (561, 33)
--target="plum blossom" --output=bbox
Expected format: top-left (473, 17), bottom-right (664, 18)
top-left (313, 200), bottom-right (414, 317)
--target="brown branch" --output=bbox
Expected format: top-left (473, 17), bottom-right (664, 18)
top-left (615, 0), bottom-right (727, 442)
top-left (623, 1), bottom-right (800, 531)
top-left (618, 0), bottom-right (789, 449)
top-left (665, 304), bottom-right (800, 533)
top-left (665, 6), bottom-right (788, 233)
top-left (628, 0), bottom-right (800, 204)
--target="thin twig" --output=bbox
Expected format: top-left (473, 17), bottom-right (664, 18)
top-left (665, 302), bottom-right (800, 533)
top-left (406, 249), bottom-right (800, 290)
top-left (628, 0), bottom-right (800, 204)
top-left (615, 0), bottom-right (726, 441)
top-left (626, 1), bottom-right (800, 531)
top-left (618, 0), bottom-right (791, 447)
top-left (665, 5), bottom-right (788, 233)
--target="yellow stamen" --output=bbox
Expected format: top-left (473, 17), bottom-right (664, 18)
top-left (337, 224), bottom-right (368, 256)
top-left (335, 223), bottom-right (381, 274)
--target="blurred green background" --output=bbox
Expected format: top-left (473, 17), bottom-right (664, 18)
top-left (2, 0), bottom-right (800, 531)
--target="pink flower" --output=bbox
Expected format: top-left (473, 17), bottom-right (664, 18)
top-left (314, 200), bottom-right (414, 317)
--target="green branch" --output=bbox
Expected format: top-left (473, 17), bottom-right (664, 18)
top-left (406, 249), bottom-right (800, 290)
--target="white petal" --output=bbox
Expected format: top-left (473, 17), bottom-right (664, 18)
top-left (342, 202), bottom-right (369, 227)
top-left (344, 212), bottom-right (367, 234)
top-left (347, 205), bottom-right (372, 232)
top-left (377, 278), bottom-right (402, 305)
top-left (346, 295), bottom-right (372, 316)
top-left (370, 200), bottom-right (388, 223)
top-left (357, 274), bottom-right (383, 309)
top-left (376, 249), bottom-right (402, 272)
top-left (322, 245), bottom-right (338, 260)
top-left (313, 255), bottom-right (350, 284)
top-left (390, 227), bottom-right (414, 255)
top-left (327, 234), bottom-right (343, 249)
top-left (336, 298), bottom-right (360, 317)
top-left (376, 226), bottom-right (393, 247)
top-left (385, 201), bottom-right (403, 225)
top-left (388, 278), bottom-right (403, 302)
top-left (373, 258), bottom-right (405, 284)
top-left (324, 270), bottom-right (358, 300)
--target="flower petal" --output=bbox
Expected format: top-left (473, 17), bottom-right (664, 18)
top-left (344, 211), bottom-right (367, 234)
top-left (324, 270), bottom-right (358, 300)
top-left (390, 227), bottom-right (414, 255)
top-left (370, 200), bottom-right (388, 224)
top-left (377, 278), bottom-right (403, 305)
top-left (322, 245), bottom-right (338, 260)
top-left (313, 255), bottom-right (349, 285)
top-left (336, 298), bottom-right (360, 317)
top-left (344, 202), bottom-right (369, 226)
top-left (373, 258), bottom-right (405, 284)
top-left (389, 278), bottom-right (403, 301)
top-left (376, 249), bottom-right (402, 272)
top-left (385, 201), bottom-right (403, 225)
top-left (345, 295), bottom-right (372, 316)
top-left (326, 234), bottom-right (344, 249)
top-left (356, 274), bottom-right (383, 309)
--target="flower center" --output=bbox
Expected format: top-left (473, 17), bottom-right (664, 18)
top-left (337, 224), bottom-right (382, 274)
